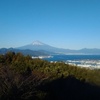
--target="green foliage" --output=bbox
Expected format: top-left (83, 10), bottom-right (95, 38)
top-left (0, 52), bottom-right (100, 99)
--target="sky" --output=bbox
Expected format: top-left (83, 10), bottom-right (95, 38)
top-left (0, 0), bottom-right (100, 49)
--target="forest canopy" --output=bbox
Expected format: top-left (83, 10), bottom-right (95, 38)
top-left (0, 52), bottom-right (100, 100)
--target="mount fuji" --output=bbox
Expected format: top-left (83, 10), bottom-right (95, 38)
top-left (0, 41), bottom-right (100, 55)
top-left (17, 41), bottom-right (65, 53)
top-left (16, 41), bottom-right (100, 55)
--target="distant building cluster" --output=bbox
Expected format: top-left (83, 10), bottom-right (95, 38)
top-left (32, 55), bottom-right (53, 59)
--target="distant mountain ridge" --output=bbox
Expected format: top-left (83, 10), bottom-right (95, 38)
top-left (16, 41), bottom-right (100, 55)
top-left (0, 41), bottom-right (100, 55)
top-left (0, 48), bottom-right (49, 56)
top-left (17, 41), bottom-right (54, 51)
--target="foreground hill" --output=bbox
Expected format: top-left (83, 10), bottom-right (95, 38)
top-left (0, 52), bottom-right (100, 100)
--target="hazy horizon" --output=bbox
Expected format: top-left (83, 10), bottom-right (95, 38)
top-left (1, 40), bottom-right (100, 50)
top-left (0, 0), bottom-right (100, 49)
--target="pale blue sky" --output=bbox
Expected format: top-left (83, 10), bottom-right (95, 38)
top-left (0, 0), bottom-right (100, 49)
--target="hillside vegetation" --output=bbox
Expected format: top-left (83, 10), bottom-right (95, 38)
top-left (0, 52), bottom-right (100, 100)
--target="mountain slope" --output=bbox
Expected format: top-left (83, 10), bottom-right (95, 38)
top-left (17, 41), bottom-right (55, 51)
top-left (0, 48), bottom-right (49, 56)
top-left (17, 41), bottom-right (72, 54)
top-left (16, 41), bottom-right (100, 54)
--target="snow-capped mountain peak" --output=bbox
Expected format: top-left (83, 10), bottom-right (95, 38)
top-left (32, 41), bottom-right (44, 45)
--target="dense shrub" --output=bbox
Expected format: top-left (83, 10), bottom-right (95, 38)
top-left (0, 52), bottom-right (100, 99)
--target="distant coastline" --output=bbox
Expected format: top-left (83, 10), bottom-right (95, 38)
top-left (43, 55), bottom-right (100, 69)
